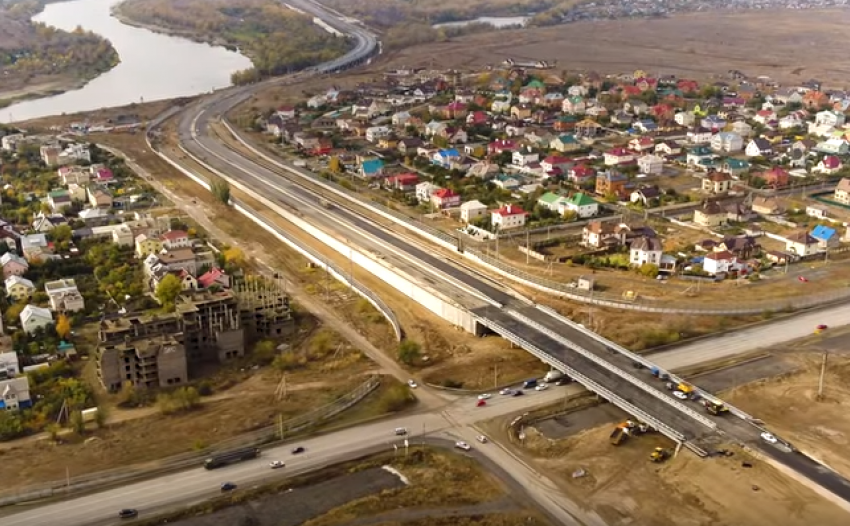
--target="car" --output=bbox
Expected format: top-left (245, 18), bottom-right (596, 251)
top-left (798, 276), bottom-right (809, 283)
top-left (761, 432), bottom-right (778, 444)
top-left (455, 441), bottom-right (471, 451)
top-left (118, 509), bottom-right (139, 519)
top-left (291, 446), bottom-right (305, 455)
top-left (407, 379), bottom-right (418, 388)
top-left (554, 378), bottom-right (569, 386)
top-left (535, 383), bottom-right (548, 392)
top-left (476, 399), bottom-right (487, 407)
top-left (220, 482), bottom-right (237, 492)
top-left (499, 388), bottom-right (514, 395)
top-left (269, 460), bottom-right (285, 469)
top-left (512, 389), bottom-right (524, 397)
top-left (476, 435), bottom-right (488, 444)
top-left (477, 393), bottom-right (492, 400)
top-left (816, 324), bottom-right (829, 334)
top-left (394, 427), bottom-right (408, 436)
top-left (672, 390), bottom-right (688, 400)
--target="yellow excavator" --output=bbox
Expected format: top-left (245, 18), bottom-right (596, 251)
top-left (650, 447), bottom-right (672, 463)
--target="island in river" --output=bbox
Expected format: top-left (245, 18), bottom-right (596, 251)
top-left (0, 0), bottom-right (120, 108)
top-left (111, 0), bottom-right (351, 85)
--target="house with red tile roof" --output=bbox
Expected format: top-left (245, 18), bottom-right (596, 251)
top-left (431, 188), bottom-right (460, 209)
top-left (197, 267), bottom-right (230, 289)
top-left (491, 204), bottom-right (527, 231)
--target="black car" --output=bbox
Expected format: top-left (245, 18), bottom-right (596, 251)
top-left (220, 482), bottom-right (237, 492)
top-left (291, 446), bottom-right (305, 454)
top-left (512, 389), bottom-right (525, 396)
top-left (118, 509), bottom-right (138, 519)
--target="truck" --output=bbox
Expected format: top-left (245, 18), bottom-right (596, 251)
top-left (544, 370), bottom-right (564, 382)
top-left (523, 378), bottom-right (538, 389)
top-left (610, 426), bottom-right (629, 446)
top-left (704, 399), bottom-right (730, 416)
top-left (203, 447), bottom-right (261, 470)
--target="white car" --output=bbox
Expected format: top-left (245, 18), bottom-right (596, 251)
top-left (455, 441), bottom-right (471, 451)
top-left (761, 432), bottom-right (778, 444)
top-left (269, 460), bottom-right (285, 469)
top-left (477, 393), bottom-right (492, 400)
top-left (672, 390), bottom-right (688, 400)
top-left (476, 435), bottom-right (488, 444)
top-left (499, 388), bottom-right (513, 395)
top-left (407, 379), bottom-right (418, 389)
top-left (535, 383), bottom-right (548, 391)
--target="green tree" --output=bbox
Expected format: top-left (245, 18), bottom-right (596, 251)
top-left (0, 411), bottom-right (24, 440)
top-left (397, 340), bottom-right (421, 365)
top-left (328, 156), bottom-right (341, 173)
top-left (69, 410), bottom-right (85, 435)
top-left (155, 274), bottom-right (183, 309)
top-left (210, 176), bottom-right (231, 205)
top-left (639, 263), bottom-right (659, 278)
top-left (252, 339), bottom-right (277, 364)
top-left (94, 406), bottom-right (108, 428)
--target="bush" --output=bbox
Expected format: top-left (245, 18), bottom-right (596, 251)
top-left (397, 340), bottom-right (421, 365)
top-left (441, 379), bottom-right (464, 389)
top-left (157, 387), bottom-right (202, 415)
top-left (376, 384), bottom-right (416, 413)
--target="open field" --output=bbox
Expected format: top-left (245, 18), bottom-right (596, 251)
top-left (376, 9), bottom-right (850, 87)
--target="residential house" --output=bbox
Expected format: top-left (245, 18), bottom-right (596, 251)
top-left (4, 275), bottom-right (34, 301)
top-left (654, 141), bottom-right (682, 156)
top-left (45, 278), bottom-right (84, 312)
top-left (537, 192), bottom-right (567, 212)
top-left (20, 233), bottom-right (50, 261)
top-left (687, 127), bottom-right (714, 144)
top-left (717, 236), bottom-right (760, 259)
top-left (611, 111), bottom-right (634, 126)
top-left (629, 137), bottom-right (655, 153)
top-left (66, 182), bottom-right (87, 202)
top-left (460, 200), bottom-right (488, 223)
top-left (87, 187), bottom-right (113, 208)
top-left (595, 171), bottom-right (629, 198)
top-left (359, 159), bottom-right (385, 179)
top-left (197, 267), bottom-right (230, 289)
top-left (779, 111), bottom-right (807, 130)
top-left (751, 196), bottom-right (785, 216)
top-left (811, 225), bottom-right (840, 250)
top-left (582, 221), bottom-right (627, 248)
top-left (512, 150), bottom-right (539, 168)
top-left (397, 137), bottom-right (423, 155)
top-left (760, 166), bottom-right (790, 188)
top-left (834, 178), bottom-right (850, 205)
top-left (745, 138), bottom-right (773, 157)
top-left (815, 156), bottom-right (842, 175)
top-left (630, 186), bottom-right (661, 207)
top-left (488, 139), bottom-right (517, 155)
top-left (31, 213), bottom-right (68, 233)
top-left (725, 202), bottom-right (754, 223)
top-left (160, 230), bottom-right (191, 250)
top-left (785, 231), bottom-right (820, 256)
top-left (493, 174), bottom-right (522, 190)
top-left (694, 201), bottom-right (727, 227)
top-left (540, 156), bottom-right (570, 175)
top-left (816, 138), bottom-right (849, 156)
top-left (0, 253), bottom-right (27, 279)
top-left (559, 193), bottom-right (599, 219)
top-left (562, 96), bottom-right (587, 115)
top-left (47, 189), bottom-right (72, 213)
top-left (466, 161), bottom-right (500, 180)
top-left (365, 126), bottom-right (391, 143)
top-left (135, 234), bottom-right (163, 258)
top-left (391, 111), bottom-right (412, 127)
top-left (633, 120), bottom-right (658, 134)
top-left (722, 158), bottom-right (751, 176)
top-left (20, 304), bottom-right (53, 335)
top-left (807, 205), bottom-right (829, 220)
top-left (674, 111), bottom-right (696, 127)
top-left (491, 205), bottom-right (528, 231)
top-left (702, 251), bottom-right (739, 275)
top-left (430, 188), bottom-right (460, 209)
top-left (686, 146), bottom-right (714, 166)
top-left (415, 182), bottom-right (438, 203)
top-left (549, 134), bottom-right (580, 153)
top-left (701, 115), bottom-right (727, 130)
top-left (112, 224), bottom-right (134, 247)
top-left (604, 148), bottom-right (634, 166)
top-left (0, 377), bottom-right (31, 410)
top-left (157, 248), bottom-right (198, 275)
top-left (701, 171), bottom-right (732, 194)
top-left (629, 236), bottom-right (663, 267)
top-left (637, 154), bottom-right (664, 176)
top-left (753, 109), bottom-right (777, 125)
top-left (384, 174), bottom-right (419, 193)
top-left (711, 132), bottom-right (743, 153)
top-left (732, 121), bottom-right (753, 137)
top-left (568, 165), bottom-right (596, 186)
top-left (510, 104), bottom-right (533, 120)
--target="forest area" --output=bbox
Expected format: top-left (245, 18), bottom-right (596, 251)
top-left (113, 0), bottom-right (351, 84)
top-left (0, 0), bottom-right (119, 107)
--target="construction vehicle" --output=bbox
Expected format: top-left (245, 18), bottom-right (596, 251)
top-left (704, 400), bottom-right (730, 416)
top-left (650, 447), bottom-right (672, 463)
top-left (610, 422), bottom-right (634, 445)
top-left (677, 382), bottom-right (694, 394)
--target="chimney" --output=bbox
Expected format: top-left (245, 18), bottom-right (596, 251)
top-left (506, 204), bottom-right (512, 214)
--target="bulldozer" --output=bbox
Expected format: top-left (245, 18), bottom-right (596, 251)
top-left (650, 447), bottom-right (672, 463)
top-left (704, 400), bottom-right (729, 416)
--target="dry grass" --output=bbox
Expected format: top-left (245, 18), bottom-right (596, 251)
top-left (366, 515), bottom-right (551, 526)
top-left (304, 449), bottom-right (507, 526)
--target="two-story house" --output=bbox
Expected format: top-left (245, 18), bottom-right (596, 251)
top-left (430, 188), bottom-right (461, 209)
top-left (559, 193), bottom-right (599, 219)
top-left (4, 275), bottom-right (34, 301)
top-left (160, 230), bottom-right (191, 250)
top-left (701, 172), bottom-right (733, 194)
top-left (694, 201), bottom-right (727, 227)
top-left (629, 236), bottom-right (663, 267)
top-left (460, 200), bottom-right (488, 223)
top-left (491, 205), bottom-right (527, 231)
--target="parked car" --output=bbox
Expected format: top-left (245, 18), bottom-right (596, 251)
top-left (455, 441), bottom-right (471, 451)
top-left (407, 379), bottom-right (418, 388)
top-left (118, 509), bottom-right (139, 519)
top-left (220, 482), bottom-right (237, 492)
top-left (291, 446), bottom-right (305, 455)
top-left (269, 460), bottom-right (285, 469)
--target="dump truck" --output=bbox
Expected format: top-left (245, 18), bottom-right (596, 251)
top-left (650, 447), bottom-right (672, 463)
top-left (610, 426), bottom-right (630, 445)
top-left (704, 400), bottom-right (730, 416)
top-left (677, 382), bottom-right (694, 394)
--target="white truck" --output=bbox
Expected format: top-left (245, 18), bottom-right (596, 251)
top-left (544, 370), bottom-right (564, 382)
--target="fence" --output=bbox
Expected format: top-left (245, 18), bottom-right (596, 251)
top-left (0, 375), bottom-right (381, 507)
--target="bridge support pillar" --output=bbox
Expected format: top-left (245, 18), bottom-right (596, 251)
top-left (674, 441), bottom-right (683, 458)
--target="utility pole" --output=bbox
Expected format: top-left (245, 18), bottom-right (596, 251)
top-left (525, 228), bottom-right (530, 265)
top-left (493, 364), bottom-right (499, 388)
top-left (817, 351), bottom-right (828, 401)
top-left (66, 466), bottom-right (70, 490)
top-left (277, 414), bottom-right (284, 440)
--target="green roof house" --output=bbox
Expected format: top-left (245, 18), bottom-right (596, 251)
top-left (537, 191), bottom-right (567, 212)
top-left (560, 192), bottom-right (599, 219)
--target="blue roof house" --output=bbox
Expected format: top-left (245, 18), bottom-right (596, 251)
top-left (431, 148), bottom-right (461, 168)
top-left (810, 225), bottom-right (840, 249)
top-left (359, 159), bottom-right (385, 179)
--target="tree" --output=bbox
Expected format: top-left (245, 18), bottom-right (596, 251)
top-left (328, 156), bottom-right (341, 173)
top-left (639, 263), bottom-right (659, 278)
top-left (210, 176), bottom-right (231, 205)
top-left (222, 247), bottom-right (246, 268)
top-left (94, 406), bottom-right (108, 428)
top-left (69, 410), bottom-right (86, 435)
top-left (56, 313), bottom-right (71, 339)
top-left (155, 274), bottom-right (182, 309)
top-left (397, 340), bottom-right (421, 365)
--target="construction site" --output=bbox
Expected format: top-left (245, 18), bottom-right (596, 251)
top-left (96, 277), bottom-right (293, 391)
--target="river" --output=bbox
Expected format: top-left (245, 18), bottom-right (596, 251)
top-left (2, 0), bottom-right (251, 124)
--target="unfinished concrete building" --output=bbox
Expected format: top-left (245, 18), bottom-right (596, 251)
top-left (96, 281), bottom-right (293, 391)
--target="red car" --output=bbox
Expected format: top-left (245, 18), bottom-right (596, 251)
top-left (476, 399), bottom-right (487, 407)
top-left (798, 276), bottom-right (809, 283)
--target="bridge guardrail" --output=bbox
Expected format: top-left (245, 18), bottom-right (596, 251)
top-left (0, 376), bottom-right (381, 507)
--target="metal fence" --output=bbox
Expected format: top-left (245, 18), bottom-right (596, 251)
top-left (0, 376), bottom-right (381, 507)
top-left (224, 121), bottom-right (850, 316)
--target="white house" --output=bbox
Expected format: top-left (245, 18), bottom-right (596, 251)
top-left (44, 278), bottom-right (85, 312)
top-left (559, 193), bottom-right (599, 219)
top-left (686, 128), bottom-right (714, 144)
top-left (710, 132), bottom-right (743, 153)
top-left (512, 150), bottom-right (539, 167)
top-left (491, 205), bottom-right (528, 231)
top-left (785, 231), bottom-right (819, 257)
top-left (603, 148), bottom-right (634, 166)
top-left (702, 251), bottom-right (738, 275)
top-left (637, 154), bottom-right (664, 175)
top-left (0, 377), bottom-right (31, 410)
top-left (415, 182), bottom-right (439, 204)
top-left (20, 304), bottom-right (53, 335)
top-left (365, 126), bottom-right (392, 143)
top-left (815, 156), bottom-right (842, 175)
top-left (745, 138), bottom-right (772, 158)
top-left (460, 200), bottom-right (488, 223)
top-left (629, 236), bottom-right (663, 267)
top-left (674, 111), bottom-right (696, 127)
